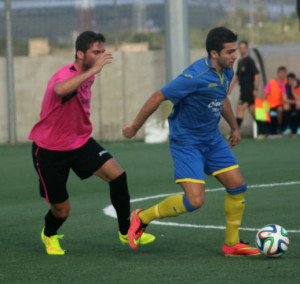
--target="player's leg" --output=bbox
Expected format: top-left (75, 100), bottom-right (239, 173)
top-left (215, 169), bottom-right (259, 256)
top-left (236, 101), bottom-right (248, 128)
top-left (215, 168), bottom-right (246, 247)
top-left (94, 159), bottom-right (130, 235)
top-left (206, 137), bottom-right (260, 256)
top-left (72, 138), bottom-right (155, 245)
top-left (94, 159), bottom-right (156, 245)
top-left (282, 103), bottom-right (292, 134)
top-left (129, 183), bottom-right (199, 249)
top-left (46, 199), bottom-right (70, 235)
top-left (248, 103), bottom-right (255, 117)
top-left (276, 105), bottom-right (284, 132)
top-left (32, 143), bottom-right (70, 255)
top-left (138, 181), bottom-right (202, 224)
top-left (127, 144), bottom-right (203, 249)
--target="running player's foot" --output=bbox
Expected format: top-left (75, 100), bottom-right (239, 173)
top-left (119, 231), bottom-right (155, 245)
top-left (41, 228), bottom-right (65, 255)
top-left (128, 209), bottom-right (148, 249)
top-left (222, 240), bottom-right (261, 256)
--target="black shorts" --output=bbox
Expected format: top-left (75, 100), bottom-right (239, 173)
top-left (32, 138), bottom-right (112, 204)
top-left (238, 88), bottom-right (255, 105)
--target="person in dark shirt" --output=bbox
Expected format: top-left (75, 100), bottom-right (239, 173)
top-left (228, 40), bottom-right (259, 129)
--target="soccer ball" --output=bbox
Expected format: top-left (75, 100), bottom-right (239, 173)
top-left (255, 224), bottom-right (289, 257)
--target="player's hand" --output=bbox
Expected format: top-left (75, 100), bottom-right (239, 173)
top-left (92, 52), bottom-right (113, 73)
top-left (123, 124), bottom-right (138, 139)
top-left (227, 128), bottom-right (241, 148)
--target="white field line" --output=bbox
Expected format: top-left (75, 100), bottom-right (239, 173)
top-left (103, 181), bottom-right (300, 233)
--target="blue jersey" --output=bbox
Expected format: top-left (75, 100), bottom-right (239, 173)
top-left (161, 56), bottom-right (234, 145)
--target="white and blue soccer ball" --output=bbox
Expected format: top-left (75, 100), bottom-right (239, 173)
top-left (255, 224), bottom-right (289, 257)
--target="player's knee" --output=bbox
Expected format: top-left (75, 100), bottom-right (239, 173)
top-left (185, 195), bottom-right (205, 210)
top-left (226, 183), bottom-right (247, 195)
top-left (51, 204), bottom-right (70, 219)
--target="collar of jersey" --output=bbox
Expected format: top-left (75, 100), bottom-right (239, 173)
top-left (205, 56), bottom-right (216, 70)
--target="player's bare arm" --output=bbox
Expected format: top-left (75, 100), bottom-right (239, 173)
top-left (227, 75), bottom-right (238, 95)
top-left (222, 97), bottom-right (241, 148)
top-left (55, 51), bottom-right (113, 97)
top-left (252, 73), bottom-right (260, 97)
top-left (123, 90), bottom-right (166, 138)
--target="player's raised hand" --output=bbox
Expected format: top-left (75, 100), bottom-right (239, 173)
top-left (92, 51), bottom-right (113, 73)
top-left (123, 124), bottom-right (138, 139)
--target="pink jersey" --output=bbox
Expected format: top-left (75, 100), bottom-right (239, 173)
top-left (29, 64), bottom-right (95, 151)
top-left (264, 79), bottom-right (286, 94)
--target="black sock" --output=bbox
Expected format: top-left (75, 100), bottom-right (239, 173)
top-left (256, 120), bottom-right (266, 135)
top-left (236, 117), bottom-right (243, 127)
top-left (109, 172), bottom-right (130, 235)
top-left (44, 210), bottom-right (66, 237)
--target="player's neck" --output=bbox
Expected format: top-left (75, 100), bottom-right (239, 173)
top-left (210, 58), bottom-right (223, 73)
top-left (74, 61), bottom-right (86, 73)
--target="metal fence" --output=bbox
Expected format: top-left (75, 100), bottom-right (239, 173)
top-left (1, 0), bottom-right (299, 56)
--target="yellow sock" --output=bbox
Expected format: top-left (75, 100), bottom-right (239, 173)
top-left (139, 195), bottom-right (189, 224)
top-left (224, 192), bottom-right (246, 246)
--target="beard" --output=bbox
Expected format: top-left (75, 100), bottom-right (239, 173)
top-left (217, 57), bottom-right (234, 69)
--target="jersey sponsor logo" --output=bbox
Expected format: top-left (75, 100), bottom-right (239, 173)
top-left (184, 74), bottom-right (194, 78)
top-left (208, 100), bottom-right (223, 117)
top-left (99, 150), bottom-right (108, 157)
top-left (208, 83), bottom-right (218, 88)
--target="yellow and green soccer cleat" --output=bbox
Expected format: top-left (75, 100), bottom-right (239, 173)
top-left (41, 228), bottom-right (65, 255)
top-left (119, 231), bottom-right (155, 246)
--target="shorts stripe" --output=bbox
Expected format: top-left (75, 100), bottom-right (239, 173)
top-left (175, 178), bottom-right (206, 184)
top-left (34, 147), bottom-right (50, 203)
top-left (211, 165), bottom-right (239, 176)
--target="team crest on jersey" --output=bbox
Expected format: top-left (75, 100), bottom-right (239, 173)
top-left (208, 100), bottom-right (223, 117)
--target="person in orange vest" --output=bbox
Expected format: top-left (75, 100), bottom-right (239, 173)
top-left (263, 66), bottom-right (287, 134)
top-left (282, 72), bottom-right (300, 135)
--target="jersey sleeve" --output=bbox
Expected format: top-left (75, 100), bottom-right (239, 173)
top-left (54, 66), bottom-right (78, 83)
top-left (161, 72), bottom-right (198, 104)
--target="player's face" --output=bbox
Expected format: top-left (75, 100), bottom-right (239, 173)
top-left (277, 70), bottom-right (287, 81)
top-left (287, 77), bottom-right (295, 86)
top-left (82, 42), bottom-right (106, 70)
top-left (216, 42), bottom-right (238, 70)
top-left (238, 43), bottom-right (248, 57)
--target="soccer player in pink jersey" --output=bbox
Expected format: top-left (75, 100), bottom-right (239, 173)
top-left (29, 31), bottom-right (155, 255)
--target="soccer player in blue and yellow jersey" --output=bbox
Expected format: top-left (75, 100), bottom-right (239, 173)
top-left (123, 27), bottom-right (260, 256)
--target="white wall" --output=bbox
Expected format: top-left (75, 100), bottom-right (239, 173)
top-left (1, 44), bottom-right (299, 143)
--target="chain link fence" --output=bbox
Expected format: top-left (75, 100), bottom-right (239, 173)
top-left (1, 0), bottom-right (299, 56)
